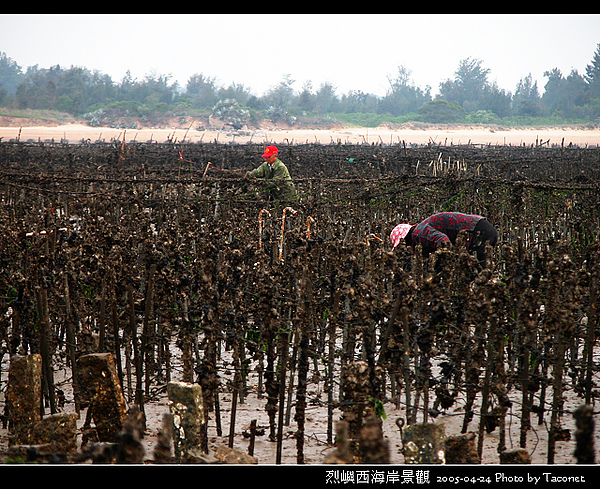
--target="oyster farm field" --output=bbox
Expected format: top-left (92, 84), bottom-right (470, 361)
top-left (0, 137), bottom-right (599, 466)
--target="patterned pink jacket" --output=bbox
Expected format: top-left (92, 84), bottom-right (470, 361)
top-left (406, 212), bottom-right (484, 254)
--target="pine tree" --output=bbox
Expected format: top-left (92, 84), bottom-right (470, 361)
top-left (584, 43), bottom-right (600, 99)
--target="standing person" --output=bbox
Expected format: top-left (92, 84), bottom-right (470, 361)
top-left (390, 212), bottom-right (498, 267)
top-left (245, 145), bottom-right (298, 201)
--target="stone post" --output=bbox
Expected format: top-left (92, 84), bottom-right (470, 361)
top-left (573, 404), bottom-right (595, 464)
top-left (76, 353), bottom-right (128, 443)
top-left (167, 381), bottom-right (208, 462)
top-left (358, 414), bottom-right (390, 464)
top-left (6, 354), bottom-right (42, 445)
top-left (32, 413), bottom-right (79, 454)
top-left (402, 422), bottom-right (446, 464)
top-left (499, 448), bottom-right (532, 464)
top-left (444, 432), bottom-right (481, 464)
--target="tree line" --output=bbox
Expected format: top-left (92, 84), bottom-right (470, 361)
top-left (1, 45), bottom-right (600, 128)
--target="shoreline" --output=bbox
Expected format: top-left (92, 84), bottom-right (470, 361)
top-left (1, 123), bottom-right (599, 147)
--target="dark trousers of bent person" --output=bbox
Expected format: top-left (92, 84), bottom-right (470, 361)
top-left (469, 219), bottom-right (498, 267)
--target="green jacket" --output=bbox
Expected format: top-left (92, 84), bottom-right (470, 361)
top-left (250, 158), bottom-right (298, 201)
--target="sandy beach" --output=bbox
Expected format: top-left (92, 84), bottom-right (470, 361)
top-left (1, 123), bottom-right (599, 147)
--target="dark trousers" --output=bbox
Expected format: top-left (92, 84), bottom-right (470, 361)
top-left (469, 219), bottom-right (498, 266)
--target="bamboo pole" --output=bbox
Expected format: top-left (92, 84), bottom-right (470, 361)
top-left (584, 270), bottom-right (598, 405)
top-left (64, 273), bottom-right (80, 414)
top-left (228, 378), bottom-right (238, 449)
top-left (128, 283), bottom-right (144, 412)
top-left (327, 289), bottom-right (340, 445)
top-left (548, 338), bottom-right (567, 464)
top-left (37, 286), bottom-right (57, 415)
top-left (276, 330), bottom-right (289, 464)
top-left (111, 277), bottom-right (124, 389)
top-left (143, 264), bottom-right (156, 398)
top-left (477, 311), bottom-right (498, 460)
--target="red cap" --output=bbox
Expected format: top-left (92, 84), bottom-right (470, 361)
top-left (262, 145), bottom-right (279, 158)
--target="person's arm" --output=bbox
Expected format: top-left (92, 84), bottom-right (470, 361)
top-left (250, 162), bottom-right (269, 178)
top-left (415, 223), bottom-right (451, 250)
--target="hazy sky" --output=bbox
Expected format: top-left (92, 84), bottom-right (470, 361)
top-left (1, 14), bottom-right (599, 97)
